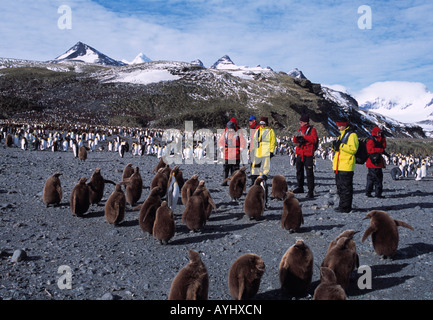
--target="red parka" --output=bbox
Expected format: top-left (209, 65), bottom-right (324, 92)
top-left (293, 124), bottom-right (318, 160)
top-left (366, 126), bottom-right (386, 169)
top-left (218, 125), bottom-right (246, 161)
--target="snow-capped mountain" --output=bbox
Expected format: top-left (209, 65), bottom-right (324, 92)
top-left (355, 81), bottom-right (433, 135)
top-left (191, 59), bottom-right (205, 68)
top-left (210, 55), bottom-right (237, 70)
top-left (122, 52), bottom-right (152, 65)
top-left (210, 55), bottom-right (273, 80)
top-left (288, 68), bottom-right (307, 79)
top-left (52, 42), bottom-right (126, 66)
top-left (322, 86), bottom-right (424, 138)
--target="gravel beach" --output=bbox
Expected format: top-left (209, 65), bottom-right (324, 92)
top-left (1, 139), bottom-right (432, 301)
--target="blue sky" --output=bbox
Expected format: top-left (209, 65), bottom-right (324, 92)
top-left (1, 0), bottom-right (432, 94)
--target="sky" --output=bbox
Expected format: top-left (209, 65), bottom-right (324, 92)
top-left (1, 0), bottom-right (433, 95)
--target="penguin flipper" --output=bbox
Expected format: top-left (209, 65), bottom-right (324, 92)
top-left (394, 220), bottom-right (414, 231)
top-left (104, 179), bottom-right (117, 186)
top-left (361, 226), bottom-right (376, 242)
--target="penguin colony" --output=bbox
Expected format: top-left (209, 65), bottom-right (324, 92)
top-left (2, 121), bottom-right (420, 300)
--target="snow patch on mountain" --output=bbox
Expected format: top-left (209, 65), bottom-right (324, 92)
top-left (210, 55), bottom-right (274, 80)
top-left (321, 86), bottom-right (355, 113)
top-left (106, 69), bottom-right (179, 85)
top-left (97, 62), bottom-right (183, 85)
top-left (288, 68), bottom-right (307, 79)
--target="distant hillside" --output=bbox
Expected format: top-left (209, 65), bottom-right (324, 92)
top-left (0, 58), bottom-right (426, 139)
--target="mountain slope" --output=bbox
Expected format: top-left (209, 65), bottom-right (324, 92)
top-left (0, 43), bottom-right (426, 138)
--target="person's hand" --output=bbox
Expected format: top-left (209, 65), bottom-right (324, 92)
top-left (294, 131), bottom-right (303, 138)
top-left (332, 140), bottom-right (341, 151)
top-left (297, 137), bottom-right (306, 144)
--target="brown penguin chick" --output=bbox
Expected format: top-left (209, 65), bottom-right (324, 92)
top-left (138, 186), bottom-right (162, 234)
top-left (228, 253), bottom-right (265, 300)
top-left (121, 167), bottom-right (143, 206)
top-left (5, 134), bottom-right (13, 147)
top-left (362, 210), bottom-right (414, 258)
top-left (279, 239), bottom-right (314, 297)
top-left (87, 168), bottom-right (116, 205)
top-left (327, 229), bottom-right (360, 252)
top-left (153, 201), bottom-right (175, 244)
top-left (243, 177), bottom-right (265, 220)
top-left (181, 181), bottom-right (207, 232)
top-left (194, 180), bottom-right (217, 220)
top-left (70, 177), bottom-right (90, 217)
top-left (42, 172), bottom-right (63, 207)
top-left (271, 174), bottom-right (288, 200)
top-left (168, 250), bottom-right (209, 300)
top-left (321, 236), bottom-right (358, 290)
top-left (313, 267), bottom-right (347, 300)
top-left (150, 167), bottom-right (170, 198)
top-left (181, 174), bottom-right (199, 206)
top-left (104, 184), bottom-right (126, 225)
top-left (227, 166), bottom-right (247, 202)
top-left (281, 191), bottom-right (303, 232)
top-left (153, 157), bottom-right (167, 173)
top-left (121, 163), bottom-right (134, 181)
top-left (78, 146), bottom-right (87, 161)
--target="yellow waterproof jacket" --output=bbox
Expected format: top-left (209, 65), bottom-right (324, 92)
top-left (332, 127), bottom-right (359, 172)
top-left (252, 126), bottom-right (276, 158)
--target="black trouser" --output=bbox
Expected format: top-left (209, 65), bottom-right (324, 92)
top-left (335, 171), bottom-right (354, 211)
top-left (296, 155), bottom-right (315, 194)
top-left (223, 159), bottom-right (240, 179)
top-left (366, 168), bottom-right (383, 196)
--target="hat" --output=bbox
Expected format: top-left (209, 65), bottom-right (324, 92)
top-left (335, 118), bottom-right (349, 127)
top-left (371, 126), bottom-right (382, 136)
top-left (259, 116), bottom-right (268, 125)
top-left (230, 117), bottom-right (238, 126)
top-left (299, 114), bottom-right (309, 123)
top-left (248, 116), bottom-right (256, 121)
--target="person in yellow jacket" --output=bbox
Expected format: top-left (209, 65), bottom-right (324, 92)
top-left (332, 119), bottom-right (359, 213)
top-left (251, 116), bottom-right (276, 181)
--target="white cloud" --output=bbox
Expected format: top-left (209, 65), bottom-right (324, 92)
top-left (354, 81), bottom-right (433, 123)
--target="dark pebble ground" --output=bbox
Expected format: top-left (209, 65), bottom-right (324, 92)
top-left (0, 142), bottom-right (432, 301)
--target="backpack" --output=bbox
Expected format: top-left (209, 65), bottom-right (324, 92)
top-left (340, 130), bottom-right (368, 165)
top-left (356, 138), bottom-right (369, 164)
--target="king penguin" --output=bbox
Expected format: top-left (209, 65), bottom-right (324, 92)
top-left (167, 169), bottom-right (180, 211)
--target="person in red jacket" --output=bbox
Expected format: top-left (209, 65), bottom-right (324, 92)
top-left (218, 118), bottom-right (246, 186)
top-left (365, 126), bottom-right (387, 198)
top-left (292, 114), bottom-right (318, 199)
